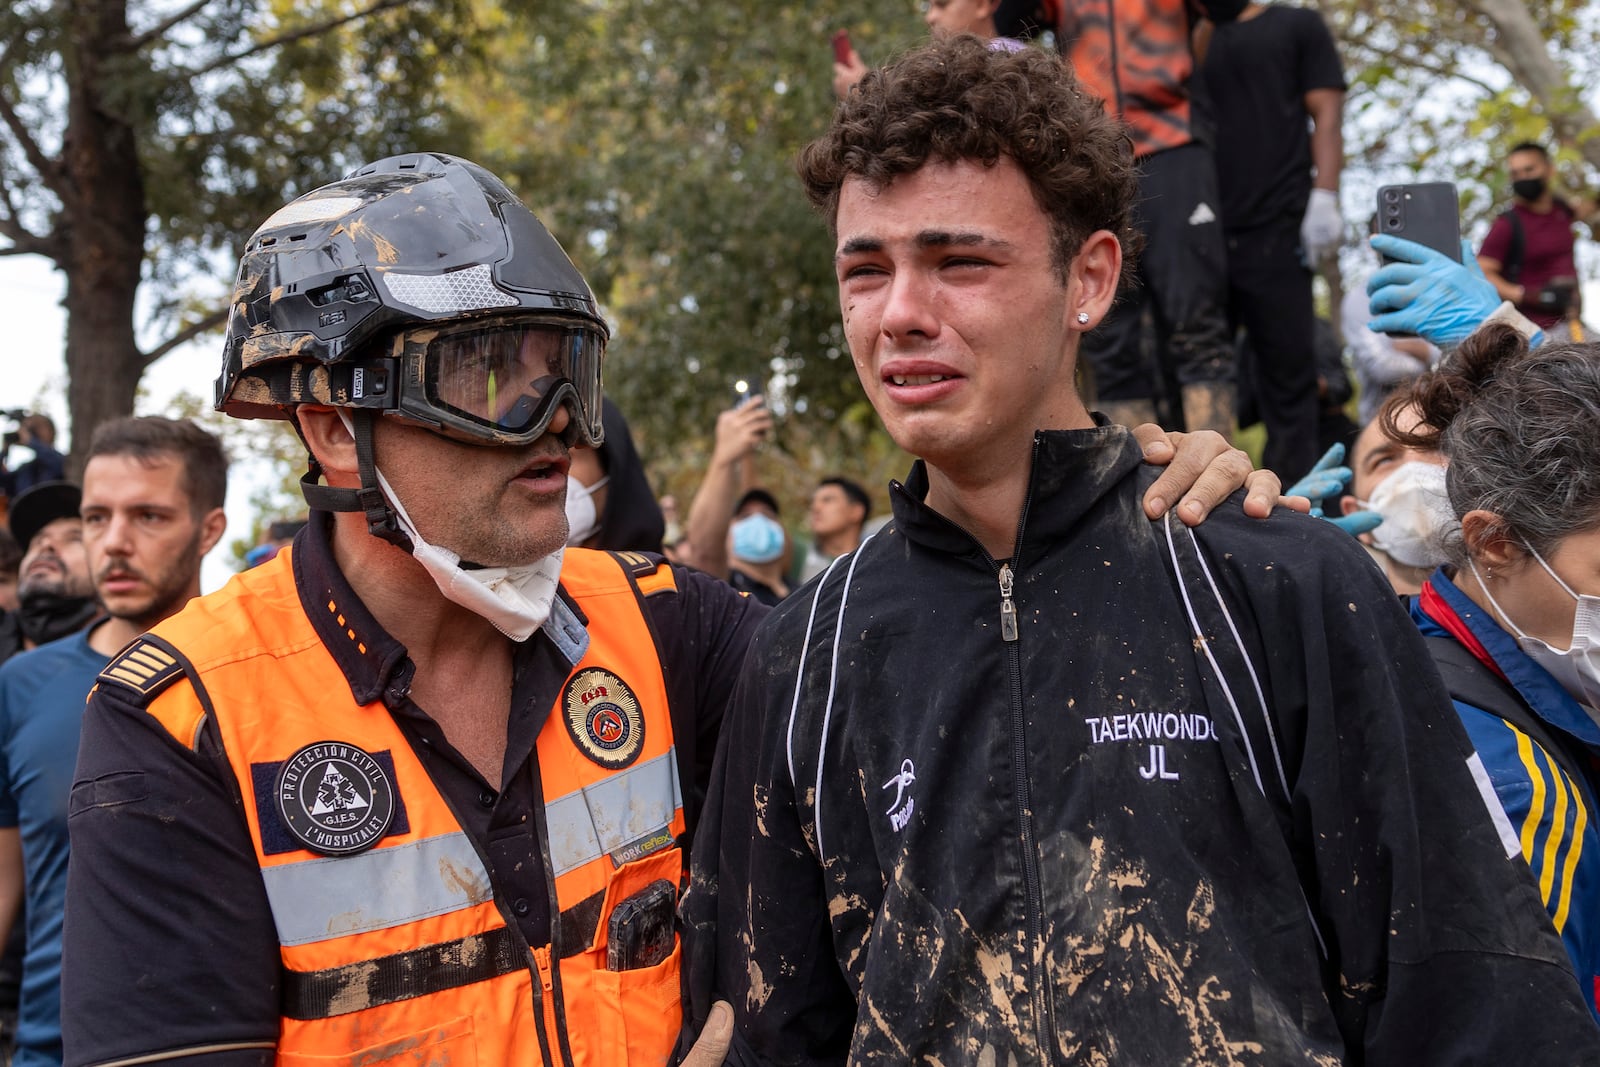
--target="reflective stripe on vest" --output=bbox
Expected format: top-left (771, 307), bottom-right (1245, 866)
top-left (141, 547), bottom-right (686, 1066)
top-left (545, 749), bottom-right (682, 877)
top-left (264, 831), bottom-right (493, 946)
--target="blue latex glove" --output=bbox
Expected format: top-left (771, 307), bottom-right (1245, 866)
top-left (1366, 235), bottom-right (1499, 348)
top-left (1285, 443), bottom-right (1352, 509)
top-left (1324, 509), bottom-right (1384, 537)
top-left (1287, 443), bottom-right (1384, 537)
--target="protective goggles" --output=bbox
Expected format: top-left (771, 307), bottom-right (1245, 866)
top-left (340, 314), bottom-right (606, 447)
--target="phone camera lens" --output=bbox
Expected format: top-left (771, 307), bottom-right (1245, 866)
top-left (1383, 190), bottom-right (1400, 204)
top-left (1385, 217), bottom-right (1401, 229)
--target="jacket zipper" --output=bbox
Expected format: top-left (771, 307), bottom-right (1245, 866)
top-left (990, 436), bottom-right (1054, 1060)
top-left (999, 564), bottom-right (1019, 642)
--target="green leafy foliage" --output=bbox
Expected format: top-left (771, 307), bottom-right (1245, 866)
top-left (1321, 0), bottom-right (1600, 235)
top-left (0, 0), bottom-right (488, 473)
top-left (453, 0), bottom-right (926, 502)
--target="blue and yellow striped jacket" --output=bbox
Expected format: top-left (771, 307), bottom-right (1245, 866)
top-left (1413, 569), bottom-right (1600, 1019)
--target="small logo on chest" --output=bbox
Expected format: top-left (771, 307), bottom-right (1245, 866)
top-left (881, 758), bottom-right (917, 832)
top-left (1084, 710), bottom-right (1215, 783)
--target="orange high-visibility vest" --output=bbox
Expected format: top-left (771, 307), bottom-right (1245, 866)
top-left (118, 547), bottom-right (687, 1065)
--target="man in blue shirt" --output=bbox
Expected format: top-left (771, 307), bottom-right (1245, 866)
top-left (0, 417), bottom-right (226, 1065)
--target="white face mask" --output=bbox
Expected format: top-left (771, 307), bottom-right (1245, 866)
top-left (1357, 460), bottom-right (1454, 569)
top-left (1472, 548), bottom-right (1600, 715)
top-left (564, 475), bottom-right (608, 547)
top-left (337, 411), bottom-right (563, 642)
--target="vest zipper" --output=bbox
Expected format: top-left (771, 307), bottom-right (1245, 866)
top-left (532, 944), bottom-right (567, 1066)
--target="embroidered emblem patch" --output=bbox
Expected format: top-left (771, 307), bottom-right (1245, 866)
top-left (274, 741), bottom-right (397, 856)
top-left (562, 667), bottom-right (645, 769)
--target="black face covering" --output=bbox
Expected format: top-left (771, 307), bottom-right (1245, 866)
top-left (1513, 177), bottom-right (1548, 202)
top-left (15, 591), bottom-right (98, 647)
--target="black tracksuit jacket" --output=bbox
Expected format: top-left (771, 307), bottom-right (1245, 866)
top-left (685, 427), bottom-right (1600, 1065)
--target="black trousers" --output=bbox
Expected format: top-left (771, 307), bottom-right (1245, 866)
top-left (1227, 216), bottom-right (1321, 482)
top-left (1082, 141), bottom-right (1233, 415)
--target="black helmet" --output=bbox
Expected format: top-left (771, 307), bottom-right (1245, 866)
top-left (215, 152), bottom-right (607, 449)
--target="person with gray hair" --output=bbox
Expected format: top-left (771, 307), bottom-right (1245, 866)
top-left (1398, 323), bottom-right (1600, 1019)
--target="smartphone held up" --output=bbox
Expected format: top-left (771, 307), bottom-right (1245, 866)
top-left (1375, 182), bottom-right (1461, 265)
top-left (831, 29), bottom-right (853, 64)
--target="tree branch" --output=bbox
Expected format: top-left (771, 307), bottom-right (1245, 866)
top-left (0, 50), bottom-right (71, 208)
top-left (185, 0), bottom-right (414, 80)
top-left (1338, 38), bottom-right (1500, 95)
top-left (0, 177), bottom-right (62, 262)
top-left (141, 305), bottom-right (229, 368)
top-left (126, 0), bottom-right (213, 51)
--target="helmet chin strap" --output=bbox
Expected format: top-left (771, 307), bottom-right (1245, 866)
top-left (298, 408), bottom-right (414, 553)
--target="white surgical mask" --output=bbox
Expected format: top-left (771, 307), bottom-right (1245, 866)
top-left (564, 475), bottom-right (608, 547)
top-left (1471, 548), bottom-right (1600, 716)
top-left (1357, 461), bottom-right (1454, 569)
top-left (338, 411), bottom-right (563, 641)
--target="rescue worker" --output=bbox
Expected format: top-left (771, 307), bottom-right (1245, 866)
top-left (59, 152), bottom-right (1283, 1065)
top-left (684, 38), bottom-right (1600, 1063)
top-left (58, 154), bottom-right (755, 1066)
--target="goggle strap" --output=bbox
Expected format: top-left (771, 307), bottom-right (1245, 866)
top-left (296, 411), bottom-right (415, 554)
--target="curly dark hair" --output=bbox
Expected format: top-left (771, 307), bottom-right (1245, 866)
top-left (797, 35), bottom-right (1139, 284)
top-left (1381, 322), bottom-right (1600, 561)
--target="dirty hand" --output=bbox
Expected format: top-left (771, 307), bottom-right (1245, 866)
top-left (1366, 236), bottom-right (1500, 348)
top-left (1132, 425), bottom-right (1300, 525)
top-left (682, 1001), bottom-right (733, 1067)
top-left (711, 396), bottom-right (773, 467)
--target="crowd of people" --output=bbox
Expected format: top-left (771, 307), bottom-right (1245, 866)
top-left (0, 10), bottom-right (1593, 1067)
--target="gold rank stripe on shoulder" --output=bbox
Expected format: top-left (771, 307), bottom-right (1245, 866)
top-left (613, 550), bottom-right (656, 576)
top-left (98, 639), bottom-right (185, 698)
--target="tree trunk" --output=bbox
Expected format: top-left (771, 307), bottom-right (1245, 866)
top-left (60, 0), bottom-right (147, 478)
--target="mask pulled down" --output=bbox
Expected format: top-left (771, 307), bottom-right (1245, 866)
top-left (335, 409), bottom-right (564, 642)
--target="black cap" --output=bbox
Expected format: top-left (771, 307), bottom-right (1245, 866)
top-left (9, 481), bottom-right (82, 552)
top-left (735, 488), bottom-right (781, 517)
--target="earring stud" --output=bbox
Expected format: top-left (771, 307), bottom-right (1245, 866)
top-left (1076, 311), bottom-right (1090, 325)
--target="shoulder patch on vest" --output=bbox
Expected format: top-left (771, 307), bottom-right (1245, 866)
top-left (634, 565), bottom-right (677, 598)
top-left (562, 668), bottom-right (645, 769)
top-left (98, 639), bottom-right (185, 701)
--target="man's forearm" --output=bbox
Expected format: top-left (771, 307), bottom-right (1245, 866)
top-left (1477, 261), bottom-right (1522, 303)
top-left (1308, 95), bottom-right (1343, 192)
top-left (684, 460), bottom-right (741, 579)
top-left (0, 827), bottom-right (21, 947)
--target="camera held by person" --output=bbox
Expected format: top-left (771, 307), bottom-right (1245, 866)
top-left (0, 413), bottom-right (65, 502)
